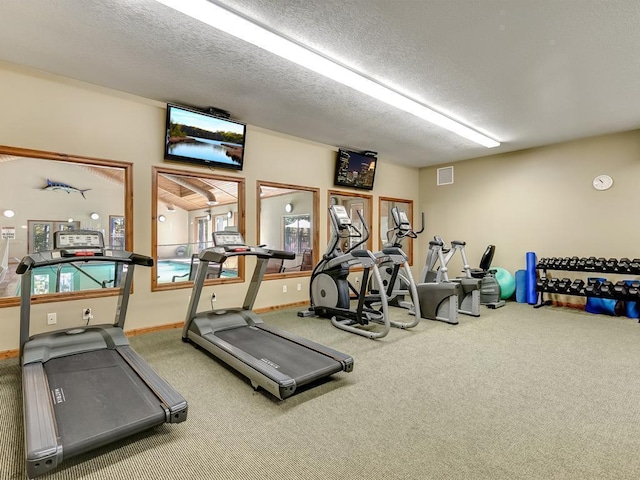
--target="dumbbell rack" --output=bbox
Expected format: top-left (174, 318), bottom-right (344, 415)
top-left (535, 257), bottom-right (640, 318)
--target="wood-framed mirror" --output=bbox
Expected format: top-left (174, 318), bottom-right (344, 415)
top-left (152, 166), bottom-right (245, 291)
top-left (379, 197), bottom-right (415, 265)
top-left (327, 189), bottom-right (373, 254)
top-left (0, 145), bottom-right (132, 307)
top-left (257, 181), bottom-right (319, 279)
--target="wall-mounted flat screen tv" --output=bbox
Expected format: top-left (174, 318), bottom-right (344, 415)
top-left (333, 149), bottom-right (377, 190)
top-left (165, 103), bottom-right (246, 171)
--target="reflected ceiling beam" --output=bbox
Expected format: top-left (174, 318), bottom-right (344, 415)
top-left (82, 165), bottom-right (125, 185)
top-left (260, 185), bottom-right (297, 198)
top-left (157, 174), bottom-right (238, 210)
top-left (200, 178), bottom-right (237, 199)
top-left (157, 190), bottom-right (193, 210)
top-left (161, 174), bottom-right (218, 205)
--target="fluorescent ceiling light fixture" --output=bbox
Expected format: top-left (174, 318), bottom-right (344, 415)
top-left (154, 0), bottom-right (500, 148)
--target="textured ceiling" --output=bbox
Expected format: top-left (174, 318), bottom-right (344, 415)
top-left (0, 0), bottom-right (639, 167)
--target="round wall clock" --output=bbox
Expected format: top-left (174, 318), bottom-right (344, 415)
top-left (592, 174), bottom-right (613, 191)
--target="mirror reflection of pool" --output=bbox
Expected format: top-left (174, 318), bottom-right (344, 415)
top-left (156, 259), bottom-right (237, 284)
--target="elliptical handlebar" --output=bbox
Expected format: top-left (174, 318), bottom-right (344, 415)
top-left (388, 208), bottom-right (424, 246)
top-left (326, 205), bottom-right (369, 256)
top-left (345, 209), bottom-right (369, 254)
top-left (414, 212), bottom-right (425, 235)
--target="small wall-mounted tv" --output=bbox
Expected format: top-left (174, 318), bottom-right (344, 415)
top-left (333, 149), bottom-right (378, 190)
top-left (165, 103), bottom-right (246, 171)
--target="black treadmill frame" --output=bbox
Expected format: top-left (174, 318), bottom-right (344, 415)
top-left (18, 240), bottom-right (188, 478)
top-left (182, 243), bottom-right (353, 399)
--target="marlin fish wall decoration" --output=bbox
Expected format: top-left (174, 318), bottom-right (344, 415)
top-left (43, 179), bottom-right (91, 199)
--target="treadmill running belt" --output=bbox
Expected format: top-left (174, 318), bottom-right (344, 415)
top-left (214, 327), bottom-right (342, 385)
top-left (43, 349), bottom-right (166, 457)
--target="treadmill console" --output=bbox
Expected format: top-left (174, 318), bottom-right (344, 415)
top-left (54, 230), bottom-right (105, 257)
top-left (212, 231), bottom-right (250, 252)
top-left (330, 205), bottom-right (352, 226)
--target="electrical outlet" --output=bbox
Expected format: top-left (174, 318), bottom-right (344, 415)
top-left (355, 277), bottom-right (360, 284)
top-left (82, 308), bottom-right (93, 323)
top-left (282, 285), bottom-right (288, 293)
top-left (211, 292), bottom-right (217, 302)
top-left (297, 283), bottom-right (302, 291)
top-left (47, 313), bottom-right (57, 325)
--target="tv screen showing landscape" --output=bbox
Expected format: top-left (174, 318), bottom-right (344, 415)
top-left (333, 149), bottom-right (377, 190)
top-left (165, 104), bottom-right (246, 171)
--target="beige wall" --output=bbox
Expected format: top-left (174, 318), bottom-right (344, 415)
top-left (0, 62), bottom-right (419, 352)
top-left (418, 130), bottom-right (640, 277)
top-left (6, 58), bottom-right (634, 353)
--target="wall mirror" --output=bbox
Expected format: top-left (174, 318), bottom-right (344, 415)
top-left (0, 145), bottom-right (132, 307)
top-left (152, 166), bottom-right (245, 290)
top-left (257, 181), bottom-right (319, 278)
top-left (379, 197), bottom-right (415, 265)
top-left (327, 190), bottom-right (373, 254)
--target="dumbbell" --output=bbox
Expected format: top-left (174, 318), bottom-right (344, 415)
top-left (536, 278), bottom-right (549, 292)
top-left (546, 278), bottom-right (559, 292)
top-left (585, 278), bottom-right (601, 295)
top-left (568, 256), bottom-right (579, 269)
top-left (577, 257), bottom-right (588, 269)
top-left (599, 281), bottom-right (615, 297)
top-left (556, 278), bottom-right (571, 292)
top-left (628, 281), bottom-right (640, 297)
top-left (549, 278), bottom-right (562, 293)
top-left (613, 281), bottom-right (629, 298)
top-left (594, 257), bottom-right (606, 271)
top-left (617, 258), bottom-right (631, 273)
top-left (629, 259), bottom-right (640, 275)
top-left (584, 257), bottom-right (596, 270)
top-left (568, 279), bottom-right (585, 294)
top-left (604, 258), bottom-right (618, 272)
top-left (559, 257), bottom-right (571, 269)
top-left (536, 258), bottom-right (548, 269)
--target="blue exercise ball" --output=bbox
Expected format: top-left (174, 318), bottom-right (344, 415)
top-left (494, 267), bottom-right (516, 300)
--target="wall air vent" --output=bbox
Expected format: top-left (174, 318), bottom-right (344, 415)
top-left (437, 166), bottom-right (454, 186)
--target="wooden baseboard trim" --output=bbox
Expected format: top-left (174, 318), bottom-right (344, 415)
top-left (551, 301), bottom-right (585, 310)
top-left (0, 302), bottom-right (309, 360)
top-left (255, 301), bottom-right (308, 314)
top-left (124, 322), bottom-right (183, 337)
top-left (0, 349), bottom-right (18, 360)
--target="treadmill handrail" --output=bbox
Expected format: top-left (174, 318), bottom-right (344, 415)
top-left (17, 250), bottom-right (153, 273)
top-left (199, 246), bottom-right (295, 264)
top-left (17, 250), bottom-right (151, 356)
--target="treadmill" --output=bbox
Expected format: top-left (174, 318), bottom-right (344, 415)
top-left (17, 230), bottom-right (188, 478)
top-left (182, 231), bottom-right (354, 400)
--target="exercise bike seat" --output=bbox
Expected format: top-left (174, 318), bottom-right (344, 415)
top-left (471, 245), bottom-right (495, 278)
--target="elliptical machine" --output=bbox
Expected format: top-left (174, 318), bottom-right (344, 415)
top-left (298, 205), bottom-right (391, 339)
top-left (368, 207), bottom-right (422, 321)
top-left (420, 237), bottom-right (481, 317)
